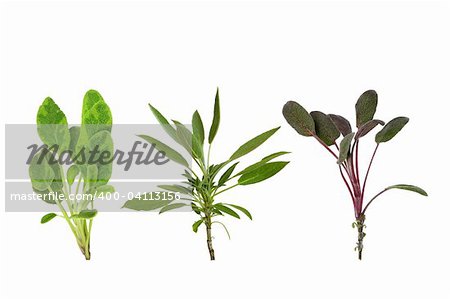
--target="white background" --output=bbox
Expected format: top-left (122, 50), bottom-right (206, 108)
top-left (1, 1), bottom-right (449, 298)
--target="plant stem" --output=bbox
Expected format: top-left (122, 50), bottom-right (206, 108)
top-left (312, 134), bottom-right (339, 160)
top-left (205, 215), bottom-right (215, 260)
top-left (355, 214), bottom-right (366, 260)
top-left (362, 144), bottom-right (379, 199)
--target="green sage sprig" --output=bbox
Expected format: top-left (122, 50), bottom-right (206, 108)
top-left (282, 90), bottom-right (427, 260)
top-left (124, 89), bottom-right (289, 260)
top-left (29, 90), bottom-right (114, 260)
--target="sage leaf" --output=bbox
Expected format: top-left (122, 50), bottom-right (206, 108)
top-left (214, 203), bottom-right (240, 219)
top-left (81, 90), bottom-right (112, 138)
top-left (192, 110), bottom-right (205, 145)
top-left (230, 127), bottom-right (280, 161)
top-left (66, 165), bottom-right (79, 186)
top-left (337, 132), bottom-right (354, 164)
top-left (224, 204), bottom-right (252, 220)
top-left (158, 184), bottom-right (192, 195)
top-left (138, 134), bottom-right (189, 167)
top-left (123, 193), bottom-right (173, 211)
top-left (238, 161), bottom-right (289, 185)
top-left (94, 184), bottom-right (115, 194)
top-left (173, 120), bottom-right (203, 161)
top-left (208, 88), bottom-right (220, 144)
top-left (355, 90), bottom-right (378, 128)
top-left (375, 117), bottom-right (409, 143)
top-left (310, 111), bottom-right (340, 146)
top-left (159, 203), bottom-right (188, 214)
top-left (218, 162), bottom-right (239, 186)
top-left (385, 184), bottom-right (428, 196)
top-left (192, 219), bottom-right (203, 232)
top-left (74, 209), bottom-right (98, 219)
top-left (329, 114), bottom-right (352, 136)
top-left (41, 213), bottom-right (58, 224)
top-left (148, 103), bottom-right (179, 142)
top-left (36, 97), bottom-right (70, 153)
top-left (29, 150), bottom-right (55, 191)
top-left (282, 101), bottom-right (315, 136)
top-left (355, 119), bottom-right (385, 140)
top-left (236, 151), bottom-right (290, 177)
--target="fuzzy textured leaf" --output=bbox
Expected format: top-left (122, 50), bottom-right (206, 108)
top-left (355, 119), bottom-right (385, 140)
top-left (310, 111), bottom-right (340, 146)
top-left (282, 101), bottom-right (315, 136)
top-left (375, 117), bottom-right (409, 143)
top-left (385, 184), bottom-right (428, 196)
top-left (355, 90), bottom-right (378, 128)
top-left (41, 213), bottom-right (57, 224)
top-left (192, 110), bottom-right (205, 145)
top-left (337, 132), bottom-right (355, 164)
top-left (329, 114), bottom-right (352, 136)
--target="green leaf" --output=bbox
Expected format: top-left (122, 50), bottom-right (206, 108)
top-left (86, 164), bottom-right (98, 185)
top-left (310, 111), bottom-right (340, 146)
top-left (238, 161), bottom-right (289, 185)
top-left (375, 117), bottom-right (409, 143)
top-left (355, 90), bottom-right (378, 128)
top-left (66, 165), bottom-right (79, 186)
top-left (229, 127), bottom-right (280, 161)
top-left (94, 184), bottom-right (115, 194)
top-left (41, 213), bottom-right (57, 224)
top-left (74, 209), bottom-right (98, 219)
top-left (36, 97), bottom-right (70, 153)
top-left (158, 184), bottom-right (192, 195)
top-left (192, 219), bottom-right (203, 233)
top-left (192, 110), bottom-right (205, 145)
top-left (214, 203), bottom-right (240, 219)
top-left (68, 126), bottom-right (80, 156)
top-left (29, 149), bottom-right (55, 191)
top-left (355, 119), bottom-right (385, 140)
top-left (337, 132), bottom-right (355, 164)
top-left (148, 103), bottom-right (179, 142)
top-left (208, 88), bottom-right (220, 144)
top-left (282, 101), bottom-right (315, 136)
top-left (235, 151), bottom-right (290, 177)
top-left (224, 204), bottom-right (252, 220)
top-left (81, 90), bottom-right (112, 137)
top-left (86, 130), bottom-right (114, 186)
top-left (329, 114), bottom-right (352, 136)
top-left (385, 184), bottom-right (428, 196)
top-left (159, 203), bottom-right (188, 214)
top-left (173, 120), bottom-right (203, 161)
top-left (218, 162), bottom-right (239, 186)
top-left (138, 134), bottom-right (189, 168)
top-left (122, 193), bottom-right (173, 211)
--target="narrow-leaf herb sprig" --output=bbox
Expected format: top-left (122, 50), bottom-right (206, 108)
top-left (282, 90), bottom-right (427, 259)
top-left (124, 89), bottom-right (289, 260)
top-left (30, 90), bottom-right (114, 260)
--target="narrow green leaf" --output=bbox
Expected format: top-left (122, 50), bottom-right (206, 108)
top-left (214, 203), bottom-right (240, 219)
top-left (375, 117), bottom-right (409, 143)
top-left (355, 90), bottom-right (378, 128)
top-left (122, 193), bottom-right (173, 211)
top-left (235, 151), bottom-right (290, 177)
top-left (208, 88), bottom-right (220, 144)
top-left (192, 219), bottom-right (203, 232)
top-left (282, 101), bottom-right (315, 136)
top-left (192, 110), bottom-right (205, 145)
top-left (173, 120), bottom-right (203, 161)
top-left (337, 132), bottom-right (355, 164)
top-left (229, 127), bottom-right (280, 161)
top-left (41, 213), bottom-right (57, 224)
top-left (148, 103), bottom-right (179, 142)
top-left (66, 165), bottom-right (79, 186)
top-left (158, 184), bottom-right (192, 195)
top-left (74, 209), bottom-right (97, 219)
top-left (218, 162), bottom-right (239, 186)
top-left (159, 203), bottom-right (188, 214)
top-left (355, 119), bottom-right (385, 140)
top-left (138, 134), bottom-right (189, 167)
top-left (385, 184), bottom-right (428, 196)
top-left (224, 204), bottom-right (252, 220)
top-left (238, 161), bottom-right (289, 185)
top-left (310, 111), bottom-right (340, 146)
